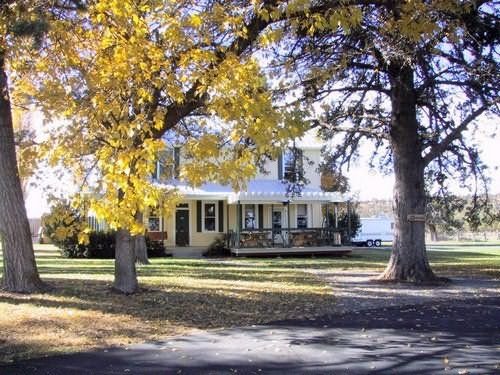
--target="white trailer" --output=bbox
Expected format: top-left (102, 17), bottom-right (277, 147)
top-left (353, 217), bottom-right (394, 247)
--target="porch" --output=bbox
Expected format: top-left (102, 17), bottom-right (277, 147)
top-left (227, 227), bottom-right (346, 249)
top-left (231, 245), bottom-right (352, 257)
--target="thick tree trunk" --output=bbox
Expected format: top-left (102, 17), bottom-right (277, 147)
top-left (113, 229), bottom-right (139, 294)
top-left (0, 55), bottom-right (44, 293)
top-left (133, 212), bottom-right (149, 265)
top-left (379, 62), bottom-right (438, 283)
top-left (133, 235), bottom-right (149, 264)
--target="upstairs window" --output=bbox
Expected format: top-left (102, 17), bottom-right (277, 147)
top-left (283, 147), bottom-right (304, 183)
top-left (153, 147), bottom-right (181, 181)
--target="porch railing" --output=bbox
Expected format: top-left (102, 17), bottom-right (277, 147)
top-left (227, 227), bottom-right (348, 249)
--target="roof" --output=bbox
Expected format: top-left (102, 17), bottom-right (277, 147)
top-left (162, 179), bottom-right (345, 203)
top-left (290, 129), bottom-right (323, 150)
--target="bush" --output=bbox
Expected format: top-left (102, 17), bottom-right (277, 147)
top-left (59, 231), bottom-right (168, 259)
top-left (145, 237), bottom-right (168, 257)
top-left (42, 200), bottom-right (85, 251)
top-left (203, 237), bottom-right (231, 257)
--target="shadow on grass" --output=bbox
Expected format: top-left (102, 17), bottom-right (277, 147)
top-left (35, 264), bottom-right (325, 285)
top-left (0, 277), bottom-right (334, 330)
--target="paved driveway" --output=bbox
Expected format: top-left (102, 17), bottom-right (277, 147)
top-left (2, 296), bottom-right (499, 374)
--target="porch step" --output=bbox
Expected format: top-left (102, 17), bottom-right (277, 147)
top-left (230, 246), bottom-right (352, 257)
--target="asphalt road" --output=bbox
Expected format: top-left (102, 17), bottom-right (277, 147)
top-left (2, 297), bottom-right (499, 374)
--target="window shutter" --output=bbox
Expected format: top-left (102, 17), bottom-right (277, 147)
top-left (258, 204), bottom-right (263, 230)
top-left (218, 201), bottom-right (224, 232)
top-left (237, 203), bottom-right (242, 231)
top-left (174, 147), bottom-right (180, 179)
top-left (152, 160), bottom-right (159, 180)
top-left (159, 160), bottom-right (164, 180)
top-left (278, 154), bottom-right (283, 179)
top-left (196, 200), bottom-right (202, 232)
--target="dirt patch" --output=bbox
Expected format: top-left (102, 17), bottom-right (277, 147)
top-left (311, 269), bottom-right (500, 313)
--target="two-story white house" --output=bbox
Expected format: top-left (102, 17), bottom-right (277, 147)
top-left (146, 131), bottom-right (347, 250)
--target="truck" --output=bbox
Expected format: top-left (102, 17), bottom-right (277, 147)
top-left (352, 217), bottom-right (394, 247)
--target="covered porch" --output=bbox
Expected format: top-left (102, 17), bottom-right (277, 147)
top-left (226, 180), bottom-right (352, 251)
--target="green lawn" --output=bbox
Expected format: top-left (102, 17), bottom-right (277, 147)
top-left (232, 242), bottom-right (500, 277)
top-left (0, 241), bottom-right (499, 363)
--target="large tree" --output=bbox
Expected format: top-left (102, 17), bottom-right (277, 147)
top-left (0, 1), bottom-right (53, 292)
top-left (263, 1), bottom-right (499, 282)
top-left (18, 0), bottom-right (309, 293)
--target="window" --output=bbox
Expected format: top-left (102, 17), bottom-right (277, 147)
top-left (283, 147), bottom-right (303, 182)
top-left (153, 147), bottom-right (181, 181)
top-left (244, 205), bottom-right (256, 230)
top-left (173, 146), bottom-right (180, 179)
top-left (148, 217), bottom-right (160, 232)
top-left (297, 204), bottom-right (308, 229)
top-left (203, 202), bottom-right (217, 232)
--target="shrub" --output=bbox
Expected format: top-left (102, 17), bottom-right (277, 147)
top-left (43, 200), bottom-right (168, 258)
top-left (58, 231), bottom-right (167, 259)
top-left (203, 236), bottom-right (231, 257)
top-left (41, 200), bottom-right (85, 250)
top-left (145, 237), bottom-right (168, 257)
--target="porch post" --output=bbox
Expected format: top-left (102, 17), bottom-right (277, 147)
top-left (226, 202), bottom-right (230, 247)
top-left (271, 203), bottom-right (274, 247)
top-left (334, 203), bottom-right (338, 228)
top-left (347, 200), bottom-right (352, 245)
top-left (333, 202), bottom-right (338, 246)
top-left (286, 201), bottom-right (291, 248)
top-left (326, 203), bottom-right (330, 246)
top-left (237, 201), bottom-right (242, 248)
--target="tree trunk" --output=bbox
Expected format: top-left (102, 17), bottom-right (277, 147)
top-left (379, 62), bottom-right (438, 283)
top-left (133, 235), bottom-right (149, 264)
top-left (428, 224), bottom-right (438, 242)
top-left (133, 212), bottom-right (149, 265)
top-left (0, 54), bottom-right (44, 293)
top-left (113, 229), bottom-right (139, 294)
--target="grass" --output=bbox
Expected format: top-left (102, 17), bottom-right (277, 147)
top-left (0, 241), bottom-right (499, 363)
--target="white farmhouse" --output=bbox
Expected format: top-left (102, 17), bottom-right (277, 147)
top-left (147, 131), bottom-right (349, 253)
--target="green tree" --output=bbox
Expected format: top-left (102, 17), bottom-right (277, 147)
top-left (263, 0), bottom-right (499, 282)
top-left (426, 194), bottom-right (466, 241)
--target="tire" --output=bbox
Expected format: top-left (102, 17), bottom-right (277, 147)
top-left (374, 239), bottom-right (382, 247)
top-left (366, 239), bottom-right (374, 247)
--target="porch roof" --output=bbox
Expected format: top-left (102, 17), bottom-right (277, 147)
top-left (164, 180), bottom-right (233, 200)
top-left (228, 180), bottom-right (344, 204)
top-left (162, 179), bottom-right (345, 203)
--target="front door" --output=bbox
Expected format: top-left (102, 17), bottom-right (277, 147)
top-left (175, 210), bottom-right (189, 246)
top-left (272, 209), bottom-right (282, 231)
top-left (272, 208), bottom-right (285, 244)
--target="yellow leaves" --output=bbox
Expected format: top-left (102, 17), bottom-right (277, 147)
top-left (189, 14), bottom-right (203, 28)
top-left (186, 134), bottom-right (220, 161)
top-left (78, 232), bottom-right (90, 245)
top-left (259, 28), bottom-right (284, 46)
top-left (12, 0), bottom-right (310, 239)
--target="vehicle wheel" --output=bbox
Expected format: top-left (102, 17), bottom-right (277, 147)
top-left (374, 240), bottom-right (382, 247)
top-left (366, 240), bottom-right (374, 247)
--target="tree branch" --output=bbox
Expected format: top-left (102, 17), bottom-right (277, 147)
top-left (423, 104), bottom-right (489, 166)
